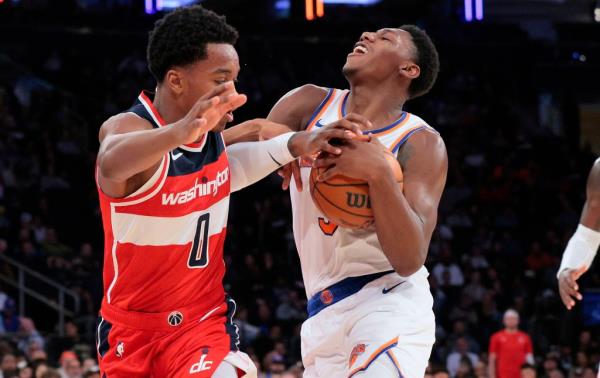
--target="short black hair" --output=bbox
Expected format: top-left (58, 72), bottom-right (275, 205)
top-left (147, 5), bottom-right (239, 82)
top-left (399, 24), bottom-right (440, 99)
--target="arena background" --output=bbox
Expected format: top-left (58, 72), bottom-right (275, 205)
top-left (1, 0), bottom-right (600, 376)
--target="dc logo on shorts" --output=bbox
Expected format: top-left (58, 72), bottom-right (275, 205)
top-left (168, 311), bottom-right (184, 326)
top-left (116, 341), bottom-right (125, 358)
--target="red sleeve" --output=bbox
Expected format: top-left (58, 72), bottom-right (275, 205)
top-left (524, 334), bottom-right (533, 354)
top-left (489, 333), bottom-right (498, 354)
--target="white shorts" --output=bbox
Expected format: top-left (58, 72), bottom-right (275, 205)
top-left (301, 271), bottom-right (435, 378)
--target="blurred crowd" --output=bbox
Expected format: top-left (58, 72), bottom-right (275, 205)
top-left (1, 4), bottom-right (600, 378)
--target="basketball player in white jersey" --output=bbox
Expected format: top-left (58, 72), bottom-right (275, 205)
top-left (225, 25), bottom-right (446, 377)
top-left (558, 159), bottom-right (600, 309)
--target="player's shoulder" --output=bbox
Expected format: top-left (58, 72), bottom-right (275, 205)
top-left (288, 84), bottom-right (330, 99)
top-left (404, 112), bottom-right (435, 132)
top-left (99, 112), bottom-right (153, 143)
top-left (269, 84), bottom-right (331, 130)
top-left (592, 157), bottom-right (600, 172)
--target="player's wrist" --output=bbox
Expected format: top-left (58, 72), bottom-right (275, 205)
top-left (557, 224), bottom-right (600, 278)
top-left (365, 157), bottom-right (393, 183)
top-left (287, 131), bottom-right (308, 158)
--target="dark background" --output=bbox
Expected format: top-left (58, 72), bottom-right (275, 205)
top-left (0, 0), bottom-right (600, 376)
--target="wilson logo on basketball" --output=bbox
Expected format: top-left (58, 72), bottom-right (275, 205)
top-left (346, 192), bottom-right (371, 209)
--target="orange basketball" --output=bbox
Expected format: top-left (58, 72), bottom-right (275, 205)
top-left (309, 149), bottom-right (403, 229)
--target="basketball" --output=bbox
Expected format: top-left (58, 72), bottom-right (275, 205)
top-left (309, 145), bottom-right (403, 229)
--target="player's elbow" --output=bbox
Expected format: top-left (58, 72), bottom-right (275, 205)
top-left (97, 149), bottom-right (127, 182)
top-left (390, 248), bottom-right (427, 277)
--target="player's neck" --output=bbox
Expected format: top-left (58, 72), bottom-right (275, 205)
top-left (505, 327), bottom-right (518, 333)
top-left (153, 88), bottom-right (186, 125)
top-left (346, 82), bottom-right (407, 130)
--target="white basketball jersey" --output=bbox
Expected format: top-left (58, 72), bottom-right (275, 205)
top-left (291, 88), bottom-right (435, 298)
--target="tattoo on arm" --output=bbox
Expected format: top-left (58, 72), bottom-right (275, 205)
top-left (397, 141), bottom-right (415, 171)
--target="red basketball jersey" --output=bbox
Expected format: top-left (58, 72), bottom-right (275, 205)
top-left (97, 91), bottom-right (230, 316)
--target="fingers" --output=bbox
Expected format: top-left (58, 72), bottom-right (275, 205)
top-left (292, 160), bottom-right (302, 192)
top-left (318, 166), bottom-right (339, 181)
top-left (559, 284), bottom-right (574, 309)
top-left (187, 96), bottom-right (220, 121)
top-left (330, 119), bottom-right (363, 136)
top-left (313, 156), bottom-right (337, 169)
top-left (344, 113), bottom-right (372, 130)
top-left (202, 82), bottom-right (236, 100)
top-left (278, 165), bottom-right (292, 190)
top-left (559, 274), bottom-right (581, 310)
top-left (221, 93), bottom-right (247, 112)
top-left (278, 160), bottom-right (302, 191)
top-left (567, 271), bottom-right (583, 301)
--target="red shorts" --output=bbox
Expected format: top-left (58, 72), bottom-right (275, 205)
top-left (96, 297), bottom-right (242, 378)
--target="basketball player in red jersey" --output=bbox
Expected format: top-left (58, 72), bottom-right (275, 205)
top-left (95, 6), bottom-right (359, 378)
top-left (226, 26), bottom-right (447, 376)
top-left (558, 159), bottom-right (600, 309)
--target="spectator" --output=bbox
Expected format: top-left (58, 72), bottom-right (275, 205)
top-left (1, 353), bottom-right (18, 378)
top-left (1, 300), bottom-right (20, 333)
top-left (16, 318), bottom-right (44, 355)
top-left (447, 337), bottom-right (479, 377)
top-left (488, 309), bottom-right (534, 378)
top-left (432, 247), bottom-right (465, 288)
top-left (520, 364), bottom-right (536, 378)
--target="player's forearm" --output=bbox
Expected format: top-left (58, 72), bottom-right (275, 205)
top-left (580, 195), bottom-right (600, 231)
top-left (228, 132), bottom-right (296, 192)
top-left (367, 169), bottom-right (427, 277)
top-left (98, 127), bottom-right (183, 181)
top-left (223, 119), bottom-right (295, 145)
top-left (223, 121), bottom-right (263, 144)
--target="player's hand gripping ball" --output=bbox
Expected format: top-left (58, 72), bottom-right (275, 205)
top-left (309, 135), bottom-right (403, 229)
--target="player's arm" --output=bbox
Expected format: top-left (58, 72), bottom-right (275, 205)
top-left (98, 83), bottom-right (246, 198)
top-left (369, 131), bottom-right (447, 276)
top-left (227, 121), bottom-right (362, 192)
top-left (223, 119), bottom-right (294, 145)
top-left (558, 158), bottom-right (600, 309)
top-left (315, 130), bottom-right (447, 276)
top-left (221, 84), bottom-right (327, 146)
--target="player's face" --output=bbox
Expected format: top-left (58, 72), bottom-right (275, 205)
top-left (343, 28), bottom-right (416, 82)
top-left (182, 43), bottom-right (241, 132)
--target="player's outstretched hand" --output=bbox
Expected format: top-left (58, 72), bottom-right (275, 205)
top-left (172, 82), bottom-right (247, 145)
top-left (558, 266), bottom-right (586, 310)
top-left (287, 113), bottom-right (371, 157)
top-left (278, 160), bottom-right (302, 191)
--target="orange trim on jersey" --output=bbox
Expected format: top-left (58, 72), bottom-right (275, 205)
top-left (307, 89), bottom-right (338, 131)
top-left (386, 350), bottom-right (407, 377)
top-left (371, 113), bottom-right (412, 137)
top-left (99, 154), bottom-right (169, 204)
top-left (338, 90), bottom-right (349, 119)
top-left (348, 337), bottom-right (399, 377)
top-left (388, 122), bottom-right (426, 152)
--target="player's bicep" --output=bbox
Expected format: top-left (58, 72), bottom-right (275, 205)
top-left (267, 84), bottom-right (328, 131)
top-left (582, 158), bottom-right (600, 230)
top-left (398, 131), bottom-right (448, 235)
top-left (97, 114), bottom-right (155, 195)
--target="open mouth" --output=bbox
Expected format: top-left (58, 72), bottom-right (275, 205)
top-left (348, 42), bottom-right (368, 56)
